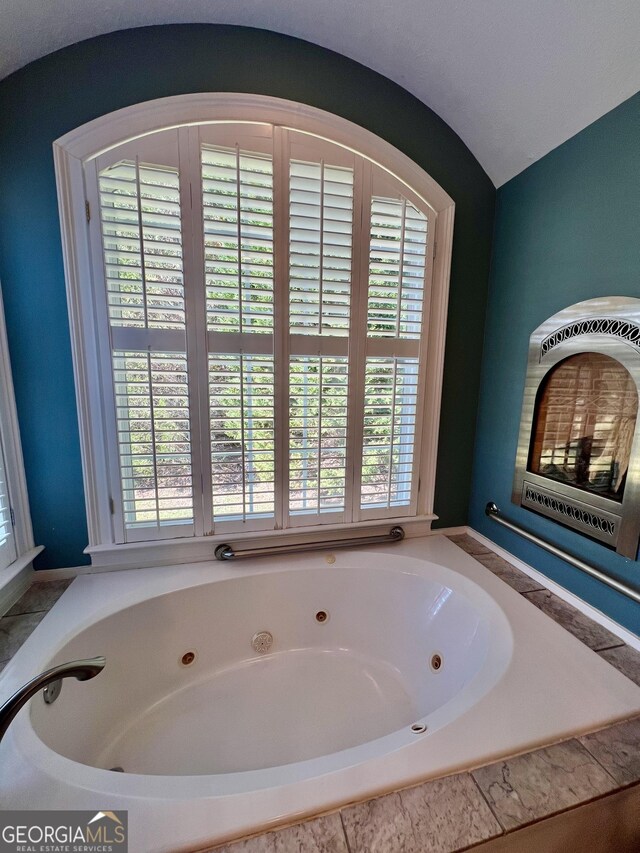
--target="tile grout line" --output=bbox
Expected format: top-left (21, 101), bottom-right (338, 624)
top-left (467, 771), bottom-right (509, 835)
top-left (576, 734), bottom-right (640, 790)
top-left (572, 737), bottom-right (622, 789)
top-left (577, 737), bottom-right (615, 781)
top-left (594, 645), bottom-right (637, 674)
top-left (3, 608), bottom-right (51, 617)
top-left (338, 811), bottom-right (353, 853)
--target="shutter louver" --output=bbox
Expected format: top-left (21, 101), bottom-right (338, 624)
top-left (289, 356), bottom-right (349, 516)
top-left (285, 140), bottom-right (355, 525)
top-left (367, 198), bottom-right (427, 339)
top-left (289, 161), bottom-right (353, 336)
top-left (358, 184), bottom-right (429, 514)
top-left (202, 142), bottom-right (276, 530)
top-left (209, 354), bottom-right (275, 522)
top-left (113, 353), bottom-right (192, 527)
top-left (202, 147), bottom-right (274, 334)
top-left (360, 357), bottom-right (419, 509)
top-left (98, 155), bottom-right (194, 537)
top-left (100, 162), bottom-right (186, 330)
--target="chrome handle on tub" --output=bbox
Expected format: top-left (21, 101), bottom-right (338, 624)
top-left (0, 656), bottom-right (106, 745)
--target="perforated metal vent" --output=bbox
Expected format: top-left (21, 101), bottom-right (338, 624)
top-left (522, 482), bottom-right (619, 547)
top-left (541, 318), bottom-right (640, 358)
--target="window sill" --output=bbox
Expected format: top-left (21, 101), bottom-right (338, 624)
top-left (85, 516), bottom-right (437, 571)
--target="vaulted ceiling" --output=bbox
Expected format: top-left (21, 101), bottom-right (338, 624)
top-left (2, 0), bottom-right (639, 186)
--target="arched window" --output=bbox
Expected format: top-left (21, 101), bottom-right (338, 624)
top-left (55, 95), bottom-right (454, 565)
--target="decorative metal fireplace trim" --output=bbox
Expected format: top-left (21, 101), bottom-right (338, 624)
top-left (513, 297), bottom-right (640, 558)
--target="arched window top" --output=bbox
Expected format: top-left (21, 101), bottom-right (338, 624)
top-left (56, 93), bottom-right (455, 209)
top-left (54, 95), bottom-right (454, 565)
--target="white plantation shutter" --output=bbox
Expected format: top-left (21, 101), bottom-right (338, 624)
top-left (358, 166), bottom-right (432, 517)
top-left (93, 131), bottom-right (195, 541)
top-left (198, 127), bottom-right (277, 532)
top-left (289, 356), bottom-right (349, 516)
top-left (209, 354), bottom-right (276, 522)
top-left (367, 197), bottom-right (428, 339)
top-left (289, 159), bottom-right (353, 336)
top-left (112, 352), bottom-right (192, 529)
top-left (87, 122), bottom-right (437, 545)
top-left (0, 438), bottom-right (16, 571)
top-left (360, 357), bottom-right (420, 509)
top-left (202, 145), bottom-right (274, 335)
top-left (285, 133), bottom-right (356, 525)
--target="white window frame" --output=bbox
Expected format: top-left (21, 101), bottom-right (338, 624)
top-left (54, 94), bottom-right (455, 569)
top-left (0, 284), bottom-right (42, 588)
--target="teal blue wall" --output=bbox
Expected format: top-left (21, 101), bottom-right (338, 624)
top-left (0, 25), bottom-right (495, 568)
top-left (470, 91), bottom-right (640, 634)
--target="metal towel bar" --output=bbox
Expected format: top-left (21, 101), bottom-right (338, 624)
top-left (215, 526), bottom-right (405, 561)
top-left (485, 502), bottom-right (640, 605)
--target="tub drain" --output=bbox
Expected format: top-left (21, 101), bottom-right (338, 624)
top-left (410, 723), bottom-right (427, 734)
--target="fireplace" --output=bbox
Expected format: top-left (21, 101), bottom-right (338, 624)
top-left (513, 297), bottom-right (640, 557)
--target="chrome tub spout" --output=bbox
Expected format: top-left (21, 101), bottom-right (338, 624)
top-left (0, 656), bottom-right (106, 745)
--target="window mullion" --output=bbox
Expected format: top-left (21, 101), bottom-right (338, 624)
top-left (345, 157), bottom-right (370, 523)
top-left (273, 126), bottom-right (290, 530)
top-left (180, 126), bottom-right (211, 536)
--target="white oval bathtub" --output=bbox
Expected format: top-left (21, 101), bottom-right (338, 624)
top-left (2, 535), bottom-right (639, 852)
top-left (31, 560), bottom-right (503, 777)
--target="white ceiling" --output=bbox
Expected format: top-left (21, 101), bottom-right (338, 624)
top-left (2, 1), bottom-right (640, 186)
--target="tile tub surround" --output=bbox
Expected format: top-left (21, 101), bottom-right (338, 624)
top-left (447, 534), bottom-right (638, 679)
top-left (580, 717), bottom-right (640, 785)
top-left (0, 546), bottom-right (639, 853)
top-left (339, 773), bottom-right (502, 852)
top-left (520, 589), bottom-right (623, 651)
top-left (206, 743), bottom-right (639, 852)
top-left (598, 645), bottom-right (640, 688)
top-left (471, 740), bottom-right (618, 831)
top-left (5, 578), bottom-right (72, 617)
top-left (213, 815), bottom-right (349, 853)
top-left (0, 611), bottom-right (47, 666)
top-left (0, 579), bottom-right (72, 671)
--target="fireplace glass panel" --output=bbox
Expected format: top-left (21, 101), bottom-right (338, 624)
top-left (529, 352), bottom-right (638, 502)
